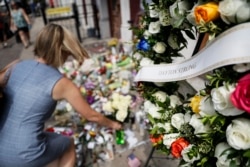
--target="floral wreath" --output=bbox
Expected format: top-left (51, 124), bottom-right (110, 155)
top-left (132, 0), bottom-right (250, 166)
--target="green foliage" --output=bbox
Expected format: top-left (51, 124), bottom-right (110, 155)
top-left (133, 0), bottom-right (250, 167)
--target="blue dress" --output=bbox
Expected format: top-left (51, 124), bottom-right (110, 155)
top-left (0, 60), bottom-right (71, 167)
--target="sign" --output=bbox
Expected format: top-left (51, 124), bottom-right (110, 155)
top-left (46, 7), bottom-right (71, 15)
top-left (134, 22), bottom-right (250, 82)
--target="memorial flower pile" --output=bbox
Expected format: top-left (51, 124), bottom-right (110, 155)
top-left (133, 0), bottom-right (250, 166)
top-left (102, 92), bottom-right (132, 122)
top-left (56, 41), bottom-right (137, 125)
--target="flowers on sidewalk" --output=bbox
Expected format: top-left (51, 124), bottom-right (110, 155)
top-left (132, 0), bottom-right (250, 166)
top-left (102, 92), bottom-right (132, 122)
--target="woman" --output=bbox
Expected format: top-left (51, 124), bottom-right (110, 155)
top-left (0, 23), bottom-right (122, 167)
top-left (10, 1), bottom-right (31, 48)
top-left (0, 7), bottom-right (10, 48)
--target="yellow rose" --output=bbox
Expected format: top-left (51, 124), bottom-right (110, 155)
top-left (190, 95), bottom-right (201, 113)
top-left (194, 2), bottom-right (220, 24)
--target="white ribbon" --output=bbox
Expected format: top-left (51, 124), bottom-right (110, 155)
top-left (134, 22), bottom-right (250, 82)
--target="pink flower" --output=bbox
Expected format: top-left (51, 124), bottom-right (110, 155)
top-left (231, 74), bottom-right (250, 113)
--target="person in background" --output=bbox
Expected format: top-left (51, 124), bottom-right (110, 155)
top-left (10, 1), bottom-right (31, 48)
top-left (28, 0), bottom-right (36, 18)
top-left (0, 23), bottom-right (122, 167)
top-left (0, 6), bottom-right (10, 48)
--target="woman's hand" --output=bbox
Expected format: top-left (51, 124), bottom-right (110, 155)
top-left (112, 121), bottom-right (122, 130)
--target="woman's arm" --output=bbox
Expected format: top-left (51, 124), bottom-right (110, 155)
top-left (0, 59), bottom-right (20, 87)
top-left (53, 77), bottom-right (122, 130)
top-left (21, 8), bottom-right (31, 25)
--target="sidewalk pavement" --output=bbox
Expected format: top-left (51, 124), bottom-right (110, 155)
top-left (0, 16), bottom-right (45, 69)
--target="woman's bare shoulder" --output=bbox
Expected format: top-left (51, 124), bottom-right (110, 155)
top-left (52, 76), bottom-right (79, 100)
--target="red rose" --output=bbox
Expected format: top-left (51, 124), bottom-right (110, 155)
top-left (150, 134), bottom-right (163, 146)
top-left (171, 137), bottom-right (189, 158)
top-left (231, 74), bottom-right (250, 113)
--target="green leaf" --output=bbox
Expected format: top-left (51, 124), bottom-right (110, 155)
top-left (172, 17), bottom-right (185, 28)
top-left (197, 157), bottom-right (208, 166)
top-left (147, 114), bottom-right (156, 124)
top-left (210, 116), bottom-right (218, 125)
top-left (243, 150), bottom-right (250, 158)
top-left (150, 126), bottom-right (158, 134)
top-left (229, 160), bottom-right (240, 167)
top-left (184, 30), bottom-right (196, 40)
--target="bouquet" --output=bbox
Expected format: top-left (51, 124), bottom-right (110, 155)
top-left (102, 92), bottom-right (132, 122)
top-left (132, 0), bottom-right (250, 166)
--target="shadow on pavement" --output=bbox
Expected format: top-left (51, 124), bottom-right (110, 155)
top-left (0, 37), bottom-right (23, 69)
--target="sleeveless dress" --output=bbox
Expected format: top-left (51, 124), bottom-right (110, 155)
top-left (0, 60), bottom-right (71, 167)
top-left (11, 8), bottom-right (28, 28)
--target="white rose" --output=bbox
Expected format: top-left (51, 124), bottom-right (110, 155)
top-left (169, 0), bottom-right (191, 26)
top-left (116, 109), bottom-right (128, 122)
top-left (211, 85), bottom-right (244, 116)
top-left (102, 101), bottom-right (115, 113)
top-left (169, 0), bottom-right (191, 19)
top-left (154, 122), bottom-right (173, 133)
top-left (236, 4), bottom-right (250, 23)
top-left (189, 114), bottom-right (210, 135)
top-left (111, 100), bottom-right (120, 110)
top-left (163, 133), bottom-right (180, 148)
top-left (186, 11), bottom-right (196, 26)
top-left (117, 103), bottom-right (129, 112)
top-left (149, 3), bottom-right (159, 18)
top-left (199, 96), bottom-right (217, 117)
top-left (226, 118), bottom-right (250, 150)
top-left (111, 92), bottom-right (120, 100)
top-left (143, 100), bottom-right (162, 119)
top-left (184, 112), bottom-right (191, 123)
top-left (159, 10), bottom-right (170, 26)
top-left (133, 52), bottom-right (143, 60)
top-left (152, 91), bottom-right (167, 102)
top-left (181, 145), bottom-right (200, 163)
top-left (171, 113), bottom-right (185, 130)
top-left (153, 42), bottom-right (166, 54)
top-left (170, 95), bottom-right (182, 107)
top-left (139, 57), bottom-right (154, 67)
top-left (144, 100), bottom-right (153, 109)
top-left (148, 21), bottom-right (161, 34)
top-left (214, 142), bottom-right (240, 167)
top-left (233, 63), bottom-right (250, 73)
top-left (120, 95), bottom-right (132, 106)
top-left (219, 0), bottom-right (250, 24)
top-left (143, 30), bottom-right (152, 39)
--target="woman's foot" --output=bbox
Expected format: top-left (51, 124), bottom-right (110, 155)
top-left (2, 43), bottom-right (8, 48)
top-left (24, 43), bottom-right (29, 49)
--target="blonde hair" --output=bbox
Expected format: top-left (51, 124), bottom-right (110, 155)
top-left (34, 23), bottom-right (89, 67)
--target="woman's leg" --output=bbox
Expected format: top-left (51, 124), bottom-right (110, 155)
top-left (45, 137), bottom-right (75, 167)
top-left (58, 137), bottom-right (76, 167)
top-left (18, 30), bottom-right (29, 48)
top-left (24, 30), bottom-right (30, 43)
top-left (45, 159), bottom-right (59, 167)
